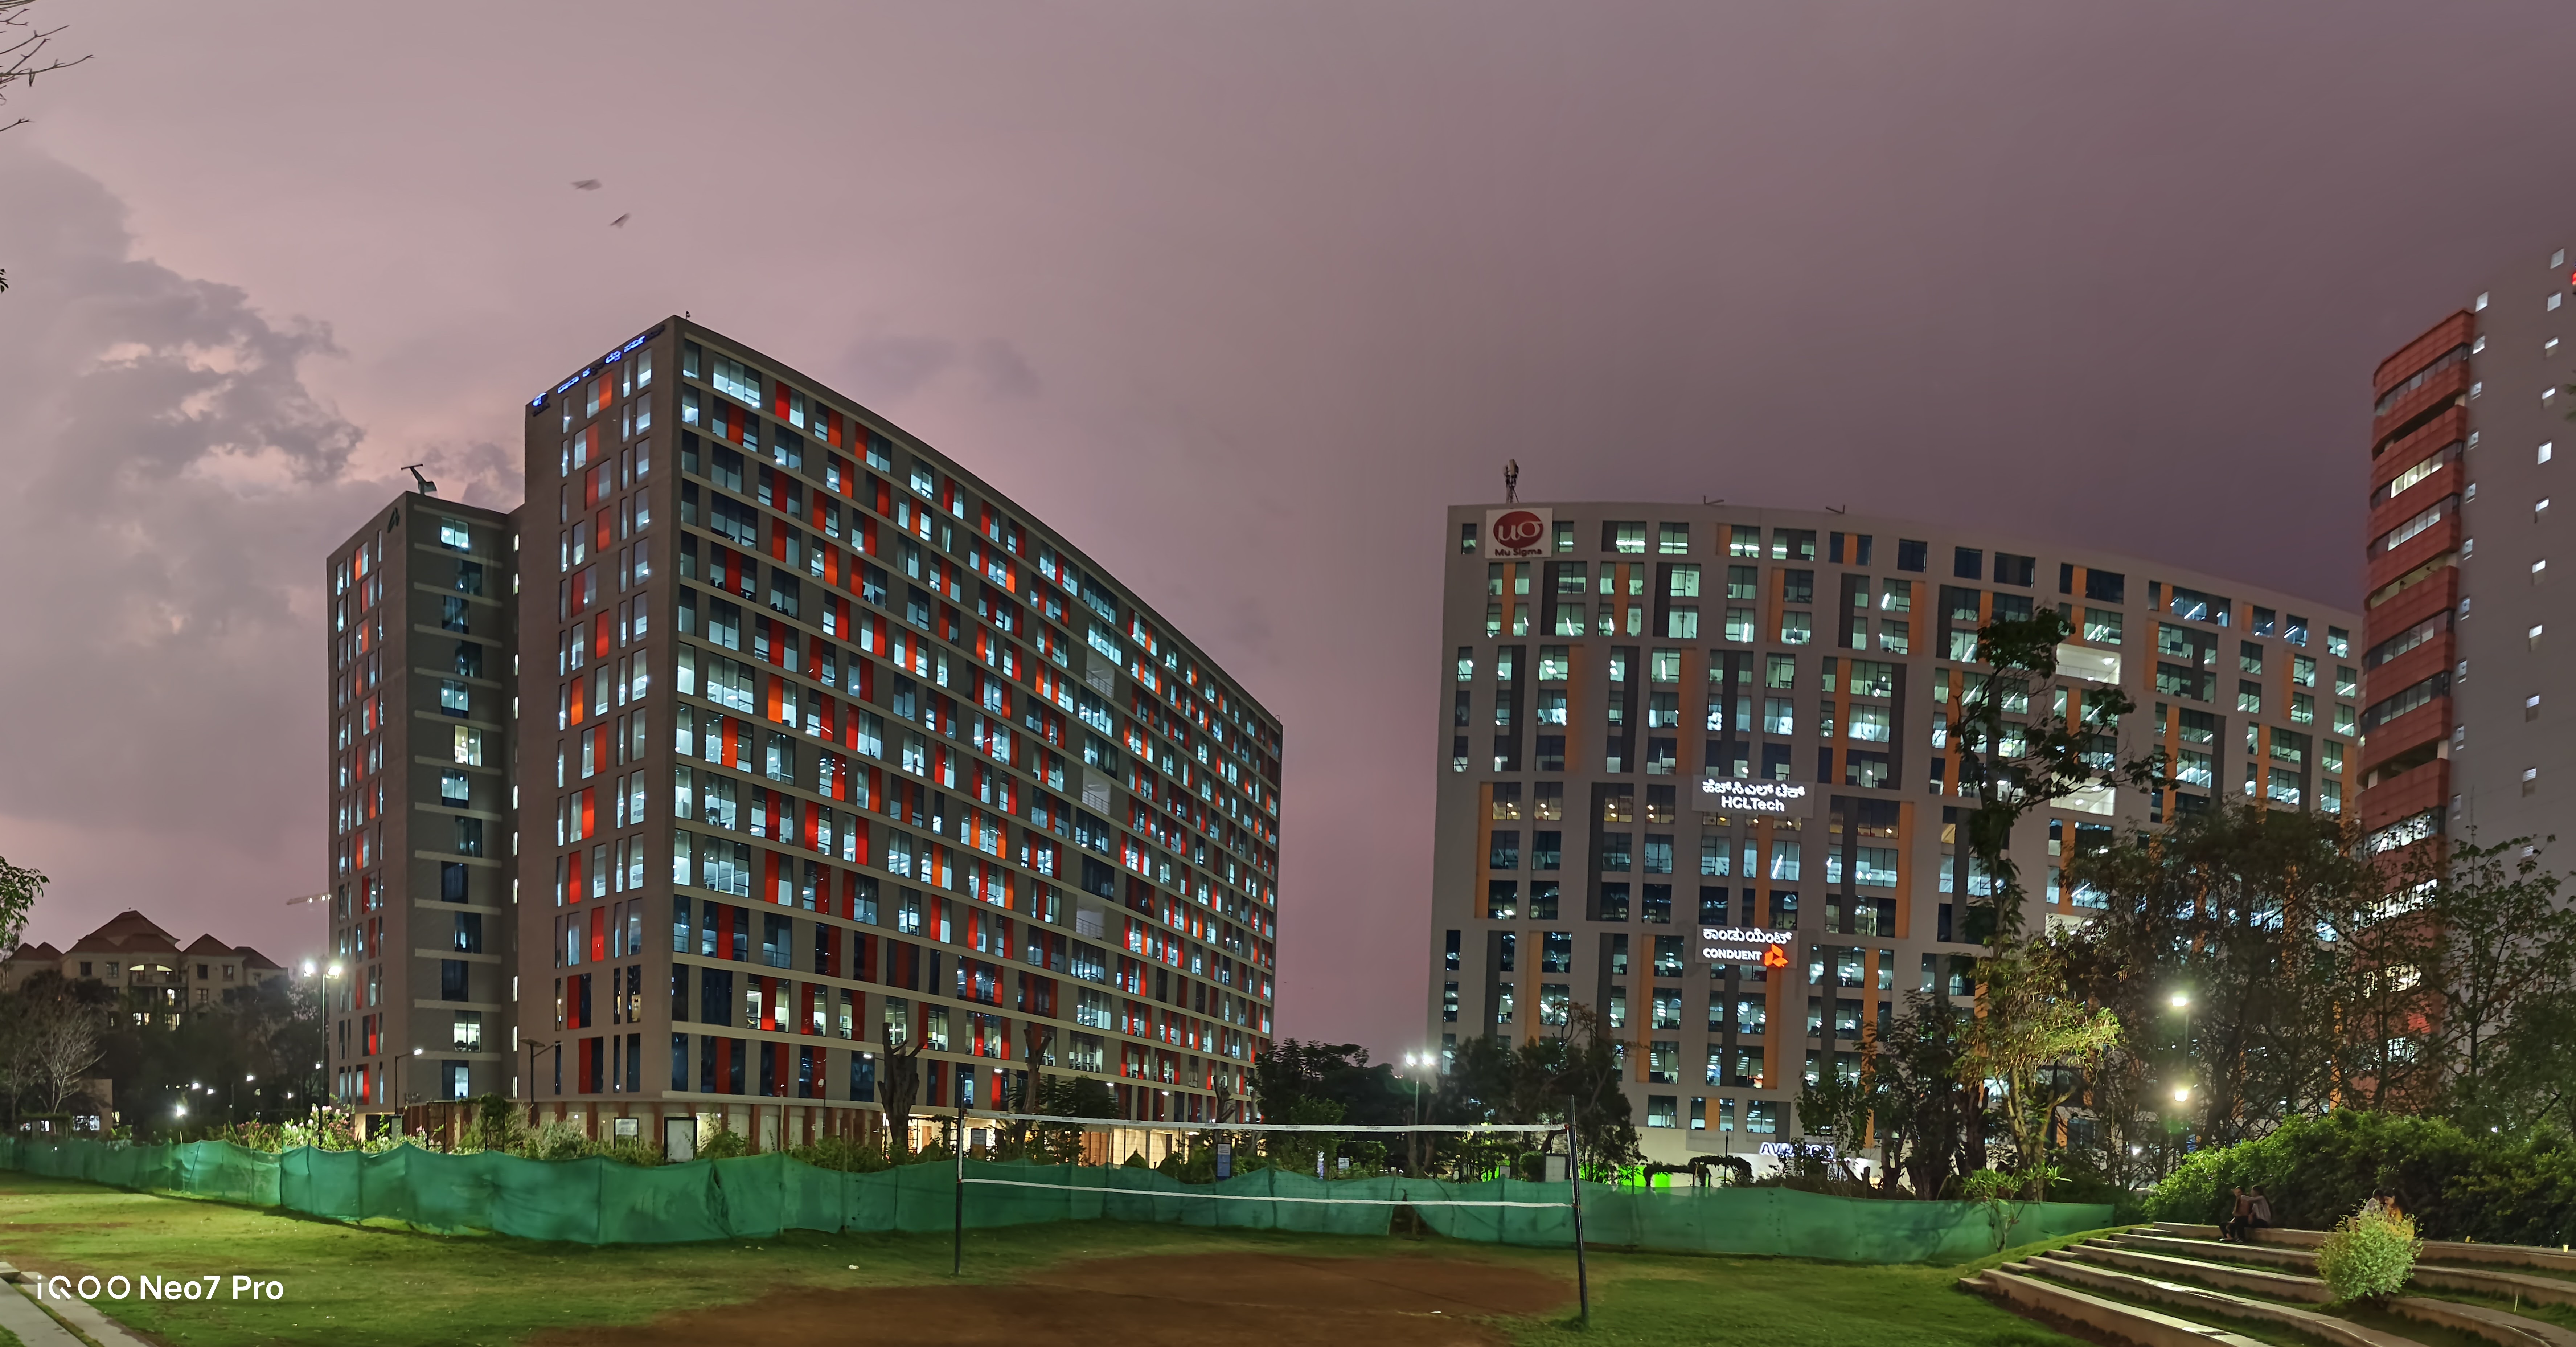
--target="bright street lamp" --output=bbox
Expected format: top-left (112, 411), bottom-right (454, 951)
top-left (1399, 1052), bottom-right (1436, 1175)
top-left (2169, 992), bottom-right (2190, 1010)
top-left (2172, 1085), bottom-right (2192, 1104)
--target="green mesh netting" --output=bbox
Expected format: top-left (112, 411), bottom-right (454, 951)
top-left (0, 1136), bottom-right (2108, 1258)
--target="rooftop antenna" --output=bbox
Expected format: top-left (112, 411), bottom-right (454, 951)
top-left (1504, 459), bottom-right (1519, 504)
top-left (1701, 496), bottom-right (1725, 505)
top-left (1825, 504), bottom-right (1846, 515)
top-left (402, 464), bottom-right (439, 496)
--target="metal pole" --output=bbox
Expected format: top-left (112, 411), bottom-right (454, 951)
top-left (1566, 1095), bottom-right (1590, 1326)
top-left (952, 1100), bottom-right (967, 1277)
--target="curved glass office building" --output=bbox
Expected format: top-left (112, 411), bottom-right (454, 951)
top-left (1424, 505), bottom-right (2359, 1166)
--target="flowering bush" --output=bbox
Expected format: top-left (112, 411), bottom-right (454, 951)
top-left (2316, 1207), bottom-right (2421, 1303)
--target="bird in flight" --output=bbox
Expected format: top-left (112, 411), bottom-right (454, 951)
top-left (610, 213), bottom-right (630, 228)
top-left (571, 179), bottom-right (601, 191)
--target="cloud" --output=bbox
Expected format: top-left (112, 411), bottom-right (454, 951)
top-left (0, 147), bottom-right (389, 950)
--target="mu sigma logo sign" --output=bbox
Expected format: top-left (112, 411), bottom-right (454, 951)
top-left (1484, 507), bottom-right (1551, 559)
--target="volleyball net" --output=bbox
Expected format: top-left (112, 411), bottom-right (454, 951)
top-left (932, 1113), bottom-right (1592, 1260)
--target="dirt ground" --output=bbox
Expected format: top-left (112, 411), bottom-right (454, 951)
top-left (529, 1251), bottom-right (1575, 1347)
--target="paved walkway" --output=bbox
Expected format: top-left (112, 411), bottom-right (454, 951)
top-left (0, 1264), bottom-right (156, 1347)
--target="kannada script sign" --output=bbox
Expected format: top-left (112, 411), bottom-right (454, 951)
top-left (1695, 779), bottom-right (1809, 814)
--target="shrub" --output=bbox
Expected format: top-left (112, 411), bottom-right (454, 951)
top-left (790, 1135), bottom-right (894, 1174)
top-left (2143, 1111), bottom-right (2478, 1235)
top-left (521, 1121), bottom-right (593, 1162)
top-left (696, 1121), bottom-right (750, 1160)
top-left (2317, 1208), bottom-right (2421, 1303)
top-left (1962, 1168), bottom-right (2026, 1250)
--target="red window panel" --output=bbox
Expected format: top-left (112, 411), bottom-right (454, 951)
top-left (594, 614), bottom-right (611, 658)
top-left (579, 789), bottom-right (595, 839)
top-left (766, 676), bottom-right (784, 724)
top-left (590, 906), bottom-right (606, 963)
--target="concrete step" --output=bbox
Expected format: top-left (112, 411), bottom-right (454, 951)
top-left (2116, 1232), bottom-right (2322, 1274)
top-left (2025, 1254), bottom-right (2427, 1347)
top-left (2411, 1263), bottom-right (2576, 1310)
top-left (2061, 1242), bottom-right (2335, 1303)
top-left (1968, 1265), bottom-right (2270, 1347)
top-left (2139, 1225), bottom-right (2576, 1306)
top-left (2385, 1295), bottom-right (2576, 1347)
top-left (2153, 1221), bottom-right (2576, 1277)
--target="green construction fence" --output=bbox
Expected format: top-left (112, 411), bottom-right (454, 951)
top-left (0, 1136), bottom-right (2109, 1262)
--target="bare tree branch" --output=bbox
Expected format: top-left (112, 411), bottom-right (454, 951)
top-left (0, 0), bottom-right (90, 135)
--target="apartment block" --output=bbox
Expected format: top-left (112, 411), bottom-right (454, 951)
top-left (2362, 249), bottom-right (2576, 859)
top-left (1427, 505), bottom-right (2359, 1165)
top-left (324, 492), bottom-right (522, 1118)
top-left (324, 324), bottom-right (1282, 1149)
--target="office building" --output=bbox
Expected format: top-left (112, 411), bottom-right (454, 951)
top-left (1426, 505), bottom-right (2359, 1165)
top-left (324, 492), bottom-right (522, 1118)
top-left (2361, 252), bottom-right (2576, 859)
top-left (319, 320), bottom-right (1281, 1150)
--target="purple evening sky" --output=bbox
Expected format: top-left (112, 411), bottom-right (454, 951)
top-left (2, 3), bottom-right (2573, 1055)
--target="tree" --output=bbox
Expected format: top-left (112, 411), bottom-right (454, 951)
top-left (1528, 1004), bottom-right (1642, 1178)
top-left (1952, 611), bottom-right (2158, 946)
top-left (1870, 991), bottom-right (1978, 1196)
top-left (1949, 612), bottom-right (2150, 1195)
top-left (11, 971), bottom-right (108, 1117)
top-left (1960, 932), bottom-right (2118, 1194)
top-left (879, 1040), bottom-right (924, 1156)
top-left (2419, 834), bottom-right (2576, 1114)
top-left (1793, 1063), bottom-right (1880, 1184)
top-left (1428, 1006), bottom-right (1642, 1179)
top-left (2069, 803), bottom-right (2378, 1148)
top-left (0, 855), bottom-right (46, 955)
top-left (0, 1), bottom-right (84, 126)
top-left (2473, 986), bottom-right (2576, 1137)
top-left (1251, 1040), bottom-right (1408, 1126)
top-left (1009, 1071), bottom-right (1115, 1164)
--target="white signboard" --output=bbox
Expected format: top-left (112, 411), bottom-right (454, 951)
top-left (1696, 779), bottom-right (1809, 814)
top-left (1699, 926), bottom-right (1792, 964)
top-left (1483, 507), bottom-right (1552, 559)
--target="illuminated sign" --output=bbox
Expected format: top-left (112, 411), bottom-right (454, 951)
top-left (1696, 780), bottom-right (1809, 814)
top-left (1484, 507), bottom-right (1552, 559)
top-left (535, 325), bottom-right (666, 414)
top-left (1701, 926), bottom-right (1794, 966)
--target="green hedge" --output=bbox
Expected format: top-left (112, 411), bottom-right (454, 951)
top-left (2144, 1110), bottom-right (2576, 1245)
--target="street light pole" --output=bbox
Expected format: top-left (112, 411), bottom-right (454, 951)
top-left (301, 961), bottom-right (344, 1116)
top-left (524, 1037), bottom-right (554, 1125)
top-left (2168, 991), bottom-right (2193, 1168)
top-left (1402, 1053), bottom-right (1428, 1176)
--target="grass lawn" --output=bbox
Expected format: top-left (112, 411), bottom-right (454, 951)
top-left (0, 1170), bottom-right (2092, 1346)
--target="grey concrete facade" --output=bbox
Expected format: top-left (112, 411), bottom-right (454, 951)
top-left (324, 491), bottom-right (522, 1119)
